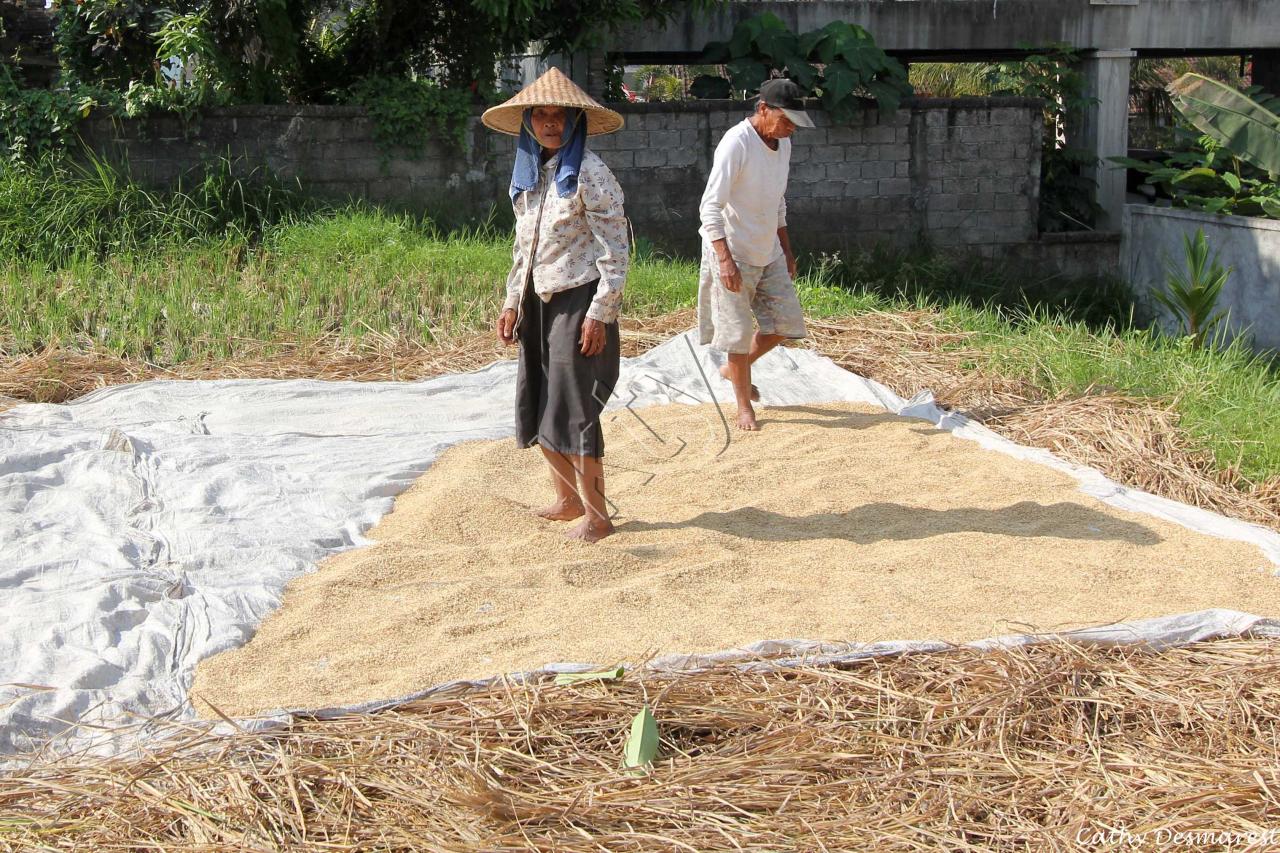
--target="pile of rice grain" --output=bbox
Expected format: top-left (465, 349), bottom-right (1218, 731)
top-left (191, 401), bottom-right (1280, 717)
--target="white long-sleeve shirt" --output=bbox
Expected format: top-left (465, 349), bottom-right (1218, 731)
top-left (698, 118), bottom-right (790, 268)
top-left (503, 150), bottom-right (629, 324)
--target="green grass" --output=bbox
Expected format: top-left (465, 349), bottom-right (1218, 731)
top-left (0, 154), bottom-right (314, 264)
top-left (960, 309), bottom-right (1280, 483)
top-left (0, 209), bottom-right (708, 360)
top-left (2, 160), bottom-right (1277, 483)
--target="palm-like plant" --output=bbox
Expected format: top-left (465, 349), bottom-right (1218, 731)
top-left (1156, 228), bottom-right (1231, 348)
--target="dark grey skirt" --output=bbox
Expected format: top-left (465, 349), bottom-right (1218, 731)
top-left (515, 280), bottom-right (620, 458)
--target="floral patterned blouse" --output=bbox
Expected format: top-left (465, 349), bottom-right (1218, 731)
top-left (502, 149), bottom-right (629, 324)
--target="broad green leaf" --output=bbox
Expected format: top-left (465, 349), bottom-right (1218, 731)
top-left (1260, 196), bottom-right (1280, 218)
top-left (814, 21), bottom-right (851, 65)
top-left (1221, 171), bottom-right (1242, 193)
top-left (729, 18), bottom-right (763, 58)
top-left (866, 79), bottom-right (903, 116)
top-left (1171, 167), bottom-right (1218, 184)
top-left (756, 11), bottom-right (787, 32)
top-left (1233, 198), bottom-right (1266, 217)
top-left (1170, 73), bottom-right (1280, 174)
top-left (839, 41), bottom-right (887, 77)
top-left (798, 29), bottom-right (827, 60)
top-left (727, 58), bottom-right (768, 94)
top-left (1244, 84), bottom-right (1280, 113)
top-left (554, 666), bottom-right (624, 686)
top-left (821, 60), bottom-right (859, 103)
top-left (689, 74), bottom-right (732, 100)
top-left (784, 57), bottom-right (819, 91)
top-left (623, 706), bottom-right (659, 770)
top-left (756, 28), bottom-right (798, 66)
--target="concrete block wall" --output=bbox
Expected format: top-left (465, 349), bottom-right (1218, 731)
top-left (81, 106), bottom-right (511, 217)
top-left (79, 97), bottom-right (1044, 256)
top-left (584, 97), bottom-right (1042, 253)
top-left (1122, 205), bottom-right (1280, 353)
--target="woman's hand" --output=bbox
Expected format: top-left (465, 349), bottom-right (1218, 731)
top-left (580, 317), bottom-right (607, 356)
top-left (496, 308), bottom-right (517, 345)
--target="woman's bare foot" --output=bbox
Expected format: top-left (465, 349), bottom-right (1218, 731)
top-left (736, 404), bottom-right (758, 431)
top-left (719, 364), bottom-right (760, 401)
top-left (566, 518), bottom-right (616, 543)
top-left (536, 496), bottom-right (585, 521)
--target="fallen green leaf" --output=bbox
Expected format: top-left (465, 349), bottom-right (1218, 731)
top-left (623, 706), bottom-right (659, 770)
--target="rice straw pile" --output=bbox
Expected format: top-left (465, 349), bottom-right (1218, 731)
top-left (3, 638), bottom-right (1278, 850)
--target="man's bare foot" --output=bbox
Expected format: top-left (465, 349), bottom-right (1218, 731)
top-left (536, 496), bottom-right (584, 521)
top-left (736, 405), bottom-right (758, 431)
top-left (566, 518), bottom-right (615, 543)
top-left (719, 364), bottom-right (760, 401)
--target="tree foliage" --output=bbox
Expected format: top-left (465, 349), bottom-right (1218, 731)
top-left (51, 0), bottom-right (720, 103)
top-left (13, 0), bottom-right (717, 161)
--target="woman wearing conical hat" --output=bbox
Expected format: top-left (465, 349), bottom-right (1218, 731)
top-left (483, 67), bottom-right (629, 543)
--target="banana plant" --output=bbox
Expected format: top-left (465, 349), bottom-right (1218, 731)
top-left (1168, 73), bottom-right (1280, 176)
top-left (1111, 129), bottom-right (1280, 220)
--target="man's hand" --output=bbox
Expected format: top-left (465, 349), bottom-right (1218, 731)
top-left (784, 251), bottom-right (797, 280)
top-left (580, 317), bottom-right (606, 356)
top-left (496, 308), bottom-right (516, 345)
top-left (718, 254), bottom-right (743, 293)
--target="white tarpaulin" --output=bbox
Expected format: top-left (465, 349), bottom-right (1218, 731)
top-left (3, 332), bottom-right (1279, 760)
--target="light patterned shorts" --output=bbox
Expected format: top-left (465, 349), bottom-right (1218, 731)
top-left (697, 242), bottom-right (807, 354)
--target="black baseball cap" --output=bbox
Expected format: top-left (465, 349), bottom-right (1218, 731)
top-left (759, 78), bottom-right (815, 128)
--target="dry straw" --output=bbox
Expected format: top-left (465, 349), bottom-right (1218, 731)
top-left (2, 639), bottom-right (1278, 850)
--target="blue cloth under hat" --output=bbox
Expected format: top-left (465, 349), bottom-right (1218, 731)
top-left (509, 107), bottom-right (588, 203)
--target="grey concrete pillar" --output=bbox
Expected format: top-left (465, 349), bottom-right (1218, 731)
top-left (1071, 49), bottom-right (1136, 231)
top-left (587, 49), bottom-right (608, 99)
top-left (534, 48), bottom-right (605, 98)
top-left (565, 51), bottom-right (591, 93)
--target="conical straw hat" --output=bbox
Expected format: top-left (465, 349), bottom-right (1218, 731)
top-left (482, 66), bottom-right (624, 136)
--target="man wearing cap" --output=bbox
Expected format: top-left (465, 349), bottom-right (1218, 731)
top-left (698, 77), bottom-right (814, 431)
